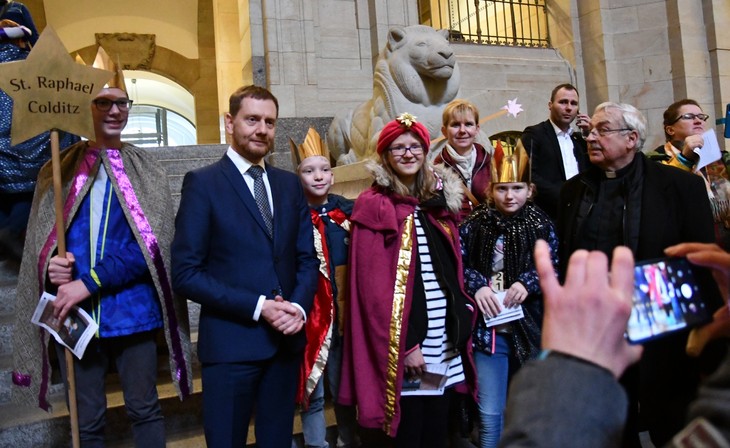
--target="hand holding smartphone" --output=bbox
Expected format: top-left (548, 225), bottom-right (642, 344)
top-left (627, 257), bottom-right (723, 344)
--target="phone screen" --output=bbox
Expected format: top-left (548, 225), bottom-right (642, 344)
top-left (725, 103), bottom-right (730, 139)
top-left (627, 257), bottom-right (720, 344)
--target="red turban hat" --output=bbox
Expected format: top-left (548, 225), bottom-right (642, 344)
top-left (376, 113), bottom-right (431, 155)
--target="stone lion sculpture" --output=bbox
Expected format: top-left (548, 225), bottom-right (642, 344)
top-left (327, 25), bottom-right (460, 164)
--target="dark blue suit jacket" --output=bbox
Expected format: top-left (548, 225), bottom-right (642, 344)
top-left (171, 154), bottom-right (318, 364)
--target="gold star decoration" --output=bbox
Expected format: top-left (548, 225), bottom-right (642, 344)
top-left (0, 27), bottom-right (112, 145)
top-left (396, 112), bottom-right (418, 128)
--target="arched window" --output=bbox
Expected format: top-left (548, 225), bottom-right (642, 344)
top-left (123, 104), bottom-right (196, 147)
top-left (121, 72), bottom-right (197, 147)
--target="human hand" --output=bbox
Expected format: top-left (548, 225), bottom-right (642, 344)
top-left (474, 286), bottom-right (503, 318)
top-left (681, 134), bottom-right (704, 160)
top-left (404, 346), bottom-right (425, 379)
top-left (53, 279), bottom-right (91, 323)
top-left (664, 242), bottom-right (730, 356)
top-left (665, 242), bottom-right (730, 300)
top-left (576, 113), bottom-right (591, 133)
top-left (504, 282), bottom-right (528, 308)
top-left (261, 296), bottom-right (305, 335)
top-left (535, 240), bottom-right (642, 378)
top-left (48, 253), bottom-right (75, 286)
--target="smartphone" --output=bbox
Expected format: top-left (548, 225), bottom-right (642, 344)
top-left (725, 103), bottom-right (730, 139)
top-left (626, 257), bottom-right (723, 344)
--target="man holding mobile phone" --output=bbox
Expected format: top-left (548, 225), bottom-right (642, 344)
top-left (519, 83), bottom-right (591, 221)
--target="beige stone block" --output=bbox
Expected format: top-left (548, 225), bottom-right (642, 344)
top-left (302, 0), bottom-right (315, 22)
top-left (306, 53), bottom-right (318, 85)
top-left (281, 52), bottom-right (306, 85)
top-left (606, 0), bottom-right (661, 8)
top-left (641, 54), bottom-right (672, 82)
top-left (194, 94), bottom-right (219, 111)
top-left (217, 13), bottom-right (244, 63)
top-left (710, 6), bottom-right (730, 48)
top-left (278, 0), bottom-right (302, 21)
top-left (247, 2), bottom-right (262, 26)
top-left (262, 0), bottom-right (278, 19)
top-left (356, 0), bottom-right (370, 29)
top-left (373, 0), bottom-right (389, 26)
top-left (318, 67), bottom-right (373, 89)
top-left (265, 18), bottom-right (280, 52)
top-left (508, 74), bottom-right (571, 94)
top-left (636, 2), bottom-right (668, 29)
top-left (358, 29), bottom-right (373, 61)
top-left (581, 8), bottom-right (605, 38)
top-left (644, 107), bottom-right (665, 134)
top-left (294, 89), bottom-right (335, 116)
top-left (684, 77), bottom-right (716, 104)
top-left (251, 22), bottom-right (265, 56)
top-left (318, 1), bottom-right (358, 31)
top-left (215, 0), bottom-right (238, 14)
top-left (196, 124), bottom-right (223, 144)
top-left (266, 51), bottom-right (283, 85)
top-left (682, 51), bottom-right (712, 77)
top-left (619, 79), bottom-right (673, 110)
top-left (279, 19), bottom-right (306, 52)
top-left (582, 32), bottom-right (609, 61)
top-left (606, 6), bottom-right (639, 34)
top-left (317, 87), bottom-right (373, 104)
top-left (612, 28), bottom-right (669, 59)
top-left (319, 35), bottom-right (363, 59)
top-left (199, 60), bottom-right (218, 79)
top-left (607, 59), bottom-right (644, 85)
top-left (458, 68), bottom-right (507, 90)
top-left (304, 20), bottom-right (317, 52)
top-left (575, 0), bottom-right (600, 17)
top-left (271, 85), bottom-right (297, 116)
top-left (317, 57), bottom-right (370, 74)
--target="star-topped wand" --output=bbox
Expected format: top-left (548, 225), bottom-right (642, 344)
top-left (0, 26), bottom-right (112, 448)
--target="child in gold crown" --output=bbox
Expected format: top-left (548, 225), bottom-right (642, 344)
top-left (459, 144), bottom-right (558, 448)
top-left (291, 129), bottom-right (358, 448)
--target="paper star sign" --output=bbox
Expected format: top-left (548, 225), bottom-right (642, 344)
top-left (502, 98), bottom-right (523, 118)
top-left (0, 27), bottom-right (112, 145)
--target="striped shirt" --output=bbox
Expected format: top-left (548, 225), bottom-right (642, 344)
top-left (406, 210), bottom-right (465, 395)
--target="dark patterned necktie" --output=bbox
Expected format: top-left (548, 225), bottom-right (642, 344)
top-left (247, 165), bottom-right (273, 236)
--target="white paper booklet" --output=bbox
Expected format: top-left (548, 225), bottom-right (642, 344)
top-left (31, 291), bottom-right (98, 359)
top-left (696, 128), bottom-right (721, 171)
top-left (483, 291), bottom-right (525, 327)
top-left (401, 362), bottom-right (450, 396)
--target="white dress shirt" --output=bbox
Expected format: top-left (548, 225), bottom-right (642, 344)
top-left (550, 120), bottom-right (580, 180)
top-left (225, 147), bottom-right (306, 323)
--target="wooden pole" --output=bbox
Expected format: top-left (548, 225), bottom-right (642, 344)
top-left (50, 129), bottom-right (80, 448)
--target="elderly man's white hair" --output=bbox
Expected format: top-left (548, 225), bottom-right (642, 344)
top-left (594, 102), bottom-right (648, 151)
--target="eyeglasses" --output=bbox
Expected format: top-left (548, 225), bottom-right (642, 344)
top-left (671, 113), bottom-right (709, 124)
top-left (92, 98), bottom-right (133, 112)
top-left (587, 128), bottom-right (632, 137)
top-left (389, 145), bottom-right (424, 156)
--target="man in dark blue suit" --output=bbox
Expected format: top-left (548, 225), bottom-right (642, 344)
top-left (171, 85), bottom-right (319, 447)
top-left (520, 83), bottom-right (591, 221)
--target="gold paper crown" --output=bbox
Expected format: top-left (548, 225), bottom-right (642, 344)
top-left (491, 139), bottom-right (530, 183)
top-left (289, 128), bottom-right (329, 166)
top-left (92, 46), bottom-right (126, 93)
